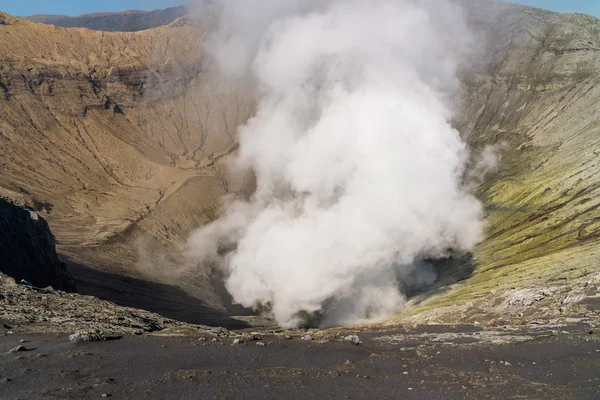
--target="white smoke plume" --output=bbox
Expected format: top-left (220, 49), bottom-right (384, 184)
top-left (188, 0), bottom-right (485, 328)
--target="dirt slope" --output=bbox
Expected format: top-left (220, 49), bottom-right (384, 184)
top-left (0, 11), bottom-right (253, 316)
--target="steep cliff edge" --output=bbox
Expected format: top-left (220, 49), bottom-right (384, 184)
top-left (0, 197), bottom-right (75, 291)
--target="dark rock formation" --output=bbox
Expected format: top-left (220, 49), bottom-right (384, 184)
top-left (0, 197), bottom-right (75, 291)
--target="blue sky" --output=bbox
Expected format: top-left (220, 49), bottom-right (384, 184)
top-left (1, 1), bottom-right (599, 18)
top-left (514, 1), bottom-right (600, 17)
top-left (1, 1), bottom-right (180, 16)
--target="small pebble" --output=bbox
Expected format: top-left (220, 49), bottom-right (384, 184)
top-left (9, 345), bottom-right (26, 354)
top-left (344, 335), bottom-right (360, 345)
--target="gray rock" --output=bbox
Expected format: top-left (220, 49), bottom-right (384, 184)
top-left (345, 335), bottom-right (360, 345)
top-left (303, 335), bottom-right (312, 341)
top-left (9, 345), bottom-right (26, 353)
top-left (69, 330), bottom-right (107, 343)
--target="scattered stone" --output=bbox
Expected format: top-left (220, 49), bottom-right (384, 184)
top-left (403, 371), bottom-right (409, 375)
top-left (345, 335), bottom-right (360, 345)
top-left (303, 335), bottom-right (312, 341)
top-left (0, 271), bottom-right (182, 336)
top-left (232, 338), bottom-right (242, 345)
top-left (20, 280), bottom-right (33, 287)
top-left (101, 394), bottom-right (111, 398)
top-left (256, 341), bottom-right (265, 346)
top-left (69, 330), bottom-right (107, 343)
top-left (9, 345), bottom-right (26, 353)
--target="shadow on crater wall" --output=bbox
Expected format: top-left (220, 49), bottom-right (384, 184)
top-left (62, 256), bottom-right (250, 330)
top-left (406, 252), bottom-right (478, 304)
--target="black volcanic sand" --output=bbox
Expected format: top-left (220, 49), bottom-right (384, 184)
top-left (0, 326), bottom-right (599, 399)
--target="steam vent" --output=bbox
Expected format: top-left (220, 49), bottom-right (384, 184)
top-left (0, 1), bottom-right (599, 398)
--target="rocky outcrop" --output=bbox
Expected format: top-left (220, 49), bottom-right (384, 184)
top-left (0, 271), bottom-right (184, 334)
top-left (0, 197), bottom-right (75, 291)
